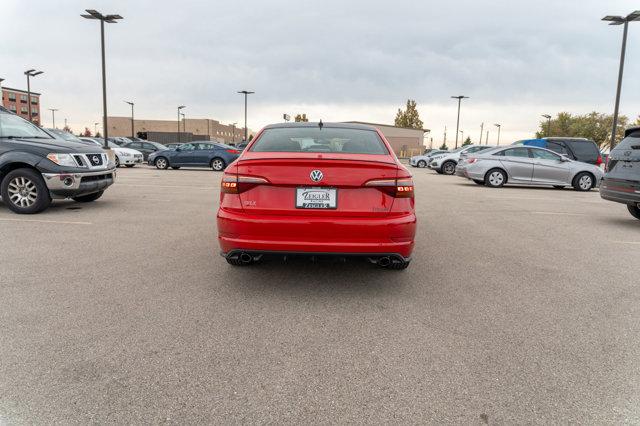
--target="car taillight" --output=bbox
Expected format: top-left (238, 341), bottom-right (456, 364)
top-left (364, 178), bottom-right (414, 198)
top-left (221, 174), bottom-right (268, 194)
top-left (596, 154), bottom-right (603, 167)
top-left (226, 149), bottom-right (240, 154)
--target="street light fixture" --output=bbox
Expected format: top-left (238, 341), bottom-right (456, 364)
top-left (602, 10), bottom-right (640, 148)
top-left (542, 114), bottom-right (552, 137)
top-left (24, 69), bottom-right (43, 123)
top-left (451, 95), bottom-right (469, 149)
top-left (48, 108), bottom-right (59, 128)
top-left (81, 9), bottom-right (123, 148)
top-left (177, 105), bottom-right (185, 142)
top-left (124, 101), bottom-right (134, 139)
top-left (237, 90), bottom-right (254, 141)
top-left (494, 123), bottom-right (501, 145)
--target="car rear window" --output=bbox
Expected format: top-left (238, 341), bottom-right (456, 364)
top-left (250, 127), bottom-right (389, 154)
top-left (614, 131), bottom-right (640, 150)
top-left (563, 140), bottom-right (599, 162)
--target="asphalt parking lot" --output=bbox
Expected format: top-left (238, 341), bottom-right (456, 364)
top-left (1, 166), bottom-right (639, 423)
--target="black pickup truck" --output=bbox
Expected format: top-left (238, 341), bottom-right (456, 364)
top-left (0, 106), bottom-right (116, 214)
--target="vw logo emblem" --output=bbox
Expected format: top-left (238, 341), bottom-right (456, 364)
top-left (310, 170), bottom-right (323, 182)
top-left (91, 155), bottom-right (100, 164)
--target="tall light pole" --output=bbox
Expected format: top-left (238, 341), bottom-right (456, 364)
top-left (181, 113), bottom-right (186, 133)
top-left (541, 114), bottom-right (552, 137)
top-left (494, 123), bottom-right (501, 145)
top-left (124, 101), bottom-right (134, 139)
top-left (486, 130), bottom-right (489, 145)
top-left (94, 122), bottom-right (99, 136)
top-left (24, 69), bottom-right (43, 123)
top-left (479, 123), bottom-right (484, 145)
top-left (237, 90), bottom-right (254, 141)
top-left (81, 9), bottom-right (123, 148)
top-left (602, 11), bottom-right (640, 149)
top-left (177, 105), bottom-right (185, 142)
top-left (48, 108), bottom-right (58, 128)
top-left (451, 95), bottom-right (469, 149)
top-left (459, 130), bottom-right (464, 144)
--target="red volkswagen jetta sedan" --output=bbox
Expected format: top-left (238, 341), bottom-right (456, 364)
top-left (217, 122), bottom-right (416, 269)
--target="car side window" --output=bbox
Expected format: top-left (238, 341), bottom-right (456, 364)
top-left (143, 143), bottom-right (157, 151)
top-left (180, 143), bottom-right (195, 151)
top-left (502, 148), bottom-right (530, 158)
top-left (531, 149), bottom-right (561, 160)
top-left (129, 142), bottom-right (142, 149)
top-left (546, 141), bottom-right (570, 157)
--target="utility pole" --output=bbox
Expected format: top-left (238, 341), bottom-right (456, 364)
top-left (479, 123), bottom-right (484, 145)
top-left (443, 126), bottom-right (447, 148)
top-left (124, 101), bottom-right (134, 138)
top-left (451, 95), bottom-right (469, 149)
top-left (602, 11), bottom-right (640, 148)
top-left (486, 130), bottom-right (489, 145)
top-left (494, 123), bottom-right (501, 145)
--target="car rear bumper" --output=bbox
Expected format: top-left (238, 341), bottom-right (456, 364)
top-left (600, 178), bottom-right (640, 205)
top-left (42, 168), bottom-right (116, 198)
top-left (217, 208), bottom-right (416, 258)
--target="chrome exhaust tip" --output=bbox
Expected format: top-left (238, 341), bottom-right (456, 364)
top-left (377, 256), bottom-right (391, 267)
top-left (239, 252), bottom-right (253, 264)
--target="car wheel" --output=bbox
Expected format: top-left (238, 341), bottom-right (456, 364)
top-left (485, 168), bottom-right (507, 188)
top-left (0, 168), bottom-right (51, 214)
top-left (627, 204), bottom-right (640, 220)
top-left (417, 160), bottom-right (426, 168)
top-left (211, 158), bottom-right (226, 171)
top-left (125, 164), bottom-right (135, 168)
top-left (473, 179), bottom-right (485, 185)
top-left (154, 157), bottom-right (169, 170)
top-left (573, 172), bottom-right (594, 191)
top-left (442, 161), bottom-right (456, 175)
top-left (72, 191), bottom-right (104, 203)
top-left (115, 156), bottom-right (121, 167)
top-left (171, 166), bottom-right (181, 170)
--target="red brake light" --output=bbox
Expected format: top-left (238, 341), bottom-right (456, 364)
top-left (221, 174), bottom-right (268, 194)
top-left (596, 154), bottom-right (603, 167)
top-left (226, 149), bottom-right (240, 154)
top-left (365, 178), bottom-right (414, 198)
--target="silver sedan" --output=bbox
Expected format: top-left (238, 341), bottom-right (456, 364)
top-left (458, 146), bottom-right (604, 191)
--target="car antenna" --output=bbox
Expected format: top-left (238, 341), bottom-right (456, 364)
top-left (318, 119), bottom-right (323, 130)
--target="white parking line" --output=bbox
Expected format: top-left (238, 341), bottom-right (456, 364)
top-left (531, 211), bottom-right (586, 216)
top-left (0, 218), bottom-right (92, 225)
top-left (612, 241), bottom-right (640, 245)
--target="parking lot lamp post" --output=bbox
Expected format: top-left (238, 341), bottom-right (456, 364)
top-left (94, 122), bottom-right (99, 135)
top-left (177, 105), bottom-right (185, 143)
top-left (602, 11), bottom-right (640, 149)
top-left (24, 69), bottom-right (43, 123)
top-left (237, 90), bottom-right (254, 141)
top-left (124, 101), bottom-right (134, 139)
top-left (486, 130), bottom-right (489, 145)
top-left (494, 123), bottom-right (501, 145)
top-left (479, 123), bottom-right (484, 144)
top-left (451, 95), bottom-right (469, 149)
top-left (541, 114), bottom-right (552, 137)
top-left (48, 108), bottom-right (58, 128)
top-left (181, 113), bottom-right (186, 133)
top-left (459, 130), bottom-right (464, 144)
top-left (81, 9), bottom-right (123, 148)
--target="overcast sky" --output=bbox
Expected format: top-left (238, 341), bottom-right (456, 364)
top-left (1, 0), bottom-right (638, 145)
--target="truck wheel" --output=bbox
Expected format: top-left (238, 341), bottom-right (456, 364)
top-left (1, 168), bottom-right (52, 214)
top-left (72, 191), bottom-right (104, 203)
top-left (628, 204), bottom-right (640, 220)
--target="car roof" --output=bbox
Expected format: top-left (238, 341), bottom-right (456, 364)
top-left (625, 126), bottom-right (640, 137)
top-left (262, 122), bottom-right (378, 131)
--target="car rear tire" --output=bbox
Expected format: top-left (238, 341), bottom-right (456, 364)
top-left (154, 157), bottom-right (169, 170)
top-left (628, 204), bottom-right (640, 220)
top-left (442, 161), bottom-right (456, 175)
top-left (417, 160), bottom-right (426, 168)
top-left (572, 172), bottom-right (594, 191)
top-left (115, 156), bottom-right (121, 167)
top-left (72, 191), bottom-right (104, 203)
top-left (211, 158), bottom-right (226, 171)
top-left (473, 179), bottom-right (485, 185)
top-left (485, 168), bottom-right (507, 188)
top-left (1, 168), bottom-right (51, 214)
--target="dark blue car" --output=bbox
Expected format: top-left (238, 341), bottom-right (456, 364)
top-left (148, 142), bottom-right (240, 171)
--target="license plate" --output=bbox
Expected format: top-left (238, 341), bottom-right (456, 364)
top-left (296, 187), bottom-right (337, 209)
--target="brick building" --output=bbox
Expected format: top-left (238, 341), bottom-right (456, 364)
top-left (1, 87), bottom-right (41, 124)
top-left (344, 121), bottom-right (429, 157)
top-left (106, 116), bottom-right (251, 145)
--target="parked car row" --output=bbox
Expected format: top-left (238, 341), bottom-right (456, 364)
top-left (148, 142), bottom-right (241, 171)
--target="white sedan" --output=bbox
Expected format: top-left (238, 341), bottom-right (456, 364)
top-left (80, 138), bottom-right (144, 168)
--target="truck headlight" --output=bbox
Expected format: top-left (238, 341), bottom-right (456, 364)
top-left (47, 153), bottom-right (77, 167)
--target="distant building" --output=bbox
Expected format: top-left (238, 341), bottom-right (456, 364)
top-left (106, 116), bottom-right (251, 145)
top-left (344, 121), bottom-right (429, 157)
top-left (1, 87), bottom-right (41, 124)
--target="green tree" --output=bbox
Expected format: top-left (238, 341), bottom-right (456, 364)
top-left (635, 115), bottom-right (640, 126)
top-left (248, 134), bottom-right (254, 141)
top-left (462, 136), bottom-right (472, 146)
top-left (535, 112), bottom-right (629, 149)
top-left (394, 99), bottom-right (424, 129)
top-left (439, 143), bottom-right (448, 150)
top-left (294, 114), bottom-right (309, 122)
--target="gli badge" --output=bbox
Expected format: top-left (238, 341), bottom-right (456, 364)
top-left (310, 170), bottom-right (323, 182)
